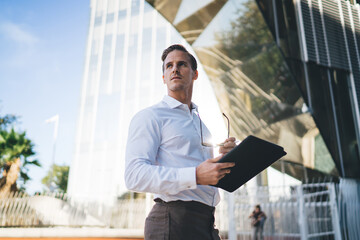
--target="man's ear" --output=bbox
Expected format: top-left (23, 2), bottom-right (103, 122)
top-left (193, 70), bottom-right (198, 81)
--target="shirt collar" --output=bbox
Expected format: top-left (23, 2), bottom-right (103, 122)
top-left (162, 95), bottom-right (198, 111)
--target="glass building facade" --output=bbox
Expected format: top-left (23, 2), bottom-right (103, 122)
top-left (64, 0), bottom-right (360, 237)
top-left (69, 0), bottom-right (360, 204)
top-left (146, 0), bottom-right (360, 180)
top-left (67, 0), bottom-right (227, 203)
top-left (146, 1), bottom-right (360, 238)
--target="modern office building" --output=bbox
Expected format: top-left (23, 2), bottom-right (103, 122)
top-left (69, 0), bottom-right (360, 199)
top-left (64, 0), bottom-right (360, 238)
top-left (146, 0), bottom-right (360, 238)
top-left (147, 0), bottom-right (360, 180)
top-left (67, 0), bottom-right (227, 204)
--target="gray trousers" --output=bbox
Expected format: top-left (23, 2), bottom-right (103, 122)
top-left (144, 199), bottom-right (221, 240)
top-left (252, 226), bottom-right (264, 240)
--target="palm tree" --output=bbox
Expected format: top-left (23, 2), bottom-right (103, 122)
top-left (0, 128), bottom-right (40, 197)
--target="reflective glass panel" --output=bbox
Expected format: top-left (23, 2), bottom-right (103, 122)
top-left (146, 0), bottom-right (339, 179)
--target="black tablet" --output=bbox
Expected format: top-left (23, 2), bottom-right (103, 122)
top-left (214, 135), bottom-right (287, 192)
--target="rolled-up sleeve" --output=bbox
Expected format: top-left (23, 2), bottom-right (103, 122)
top-left (125, 109), bottom-right (197, 195)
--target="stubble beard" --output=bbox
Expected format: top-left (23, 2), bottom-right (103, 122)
top-left (168, 79), bottom-right (194, 93)
top-left (169, 83), bottom-right (186, 92)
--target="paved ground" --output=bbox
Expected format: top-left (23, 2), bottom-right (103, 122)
top-left (0, 228), bottom-right (144, 239)
top-left (0, 238), bottom-right (143, 240)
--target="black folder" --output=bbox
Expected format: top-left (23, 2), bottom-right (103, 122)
top-left (214, 135), bottom-right (287, 192)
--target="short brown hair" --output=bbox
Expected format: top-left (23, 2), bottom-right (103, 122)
top-left (161, 44), bottom-right (197, 72)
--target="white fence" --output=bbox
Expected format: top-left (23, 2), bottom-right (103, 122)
top-left (0, 191), bottom-right (151, 228)
top-left (223, 183), bottom-right (342, 240)
top-left (0, 183), bottom-right (352, 240)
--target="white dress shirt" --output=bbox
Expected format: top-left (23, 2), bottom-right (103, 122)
top-left (125, 95), bottom-right (220, 206)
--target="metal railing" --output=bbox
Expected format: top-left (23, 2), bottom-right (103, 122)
top-left (0, 183), bottom-right (349, 240)
top-left (0, 191), bottom-right (153, 229)
top-left (338, 179), bottom-right (360, 240)
top-left (224, 183), bottom-right (342, 240)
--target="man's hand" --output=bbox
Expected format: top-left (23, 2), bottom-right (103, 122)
top-left (219, 137), bottom-right (237, 155)
top-left (196, 155), bottom-right (235, 185)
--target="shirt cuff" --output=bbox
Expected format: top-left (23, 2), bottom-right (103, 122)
top-left (178, 167), bottom-right (197, 190)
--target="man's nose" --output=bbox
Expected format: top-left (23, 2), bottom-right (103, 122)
top-left (172, 64), bottom-right (180, 73)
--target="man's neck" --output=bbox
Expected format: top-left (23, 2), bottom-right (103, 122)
top-left (168, 91), bottom-right (193, 110)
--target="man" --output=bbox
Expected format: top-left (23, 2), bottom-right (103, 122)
top-left (125, 44), bottom-right (236, 239)
top-left (249, 204), bottom-right (267, 240)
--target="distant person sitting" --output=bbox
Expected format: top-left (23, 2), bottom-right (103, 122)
top-left (249, 204), bottom-right (267, 240)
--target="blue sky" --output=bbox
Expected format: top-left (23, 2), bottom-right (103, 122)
top-left (0, 0), bottom-right (90, 193)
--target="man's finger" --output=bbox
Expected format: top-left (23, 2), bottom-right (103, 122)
top-left (219, 168), bottom-right (231, 175)
top-left (219, 173), bottom-right (228, 180)
top-left (223, 141), bottom-right (236, 148)
top-left (208, 154), bottom-right (223, 163)
top-left (225, 137), bottom-right (236, 142)
top-left (220, 147), bottom-right (235, 154)
top-left (218, 162), bottom-right (235, 169)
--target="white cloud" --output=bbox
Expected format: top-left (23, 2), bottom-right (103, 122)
top-left (0, 21), bottom-right (39, 45)
top-left (0, 21), bottom-right (40, 69)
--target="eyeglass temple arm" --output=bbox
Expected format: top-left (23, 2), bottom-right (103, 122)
top-left (222, 113), bottom-right (230, 139)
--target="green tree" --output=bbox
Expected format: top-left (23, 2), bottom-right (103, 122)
top-left (215, 0), bottom-right (300, 126)
top-left (41, 164), bottom-right (69, 192)
top-left (0, 114), bottom-right (17, 128)
top-left (217, 0), bottom-right (290, 97)
top-left (0, 114), bottom-right (40, 197)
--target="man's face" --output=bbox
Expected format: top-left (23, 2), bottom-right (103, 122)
top-left (162, 50), bottom-right (198, 92)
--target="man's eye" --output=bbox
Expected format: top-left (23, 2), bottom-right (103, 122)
top-left (166, 64), bottom-right (172, 68)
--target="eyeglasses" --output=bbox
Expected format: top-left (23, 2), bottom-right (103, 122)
top-left (197, 112), bottom-right (230, 147)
